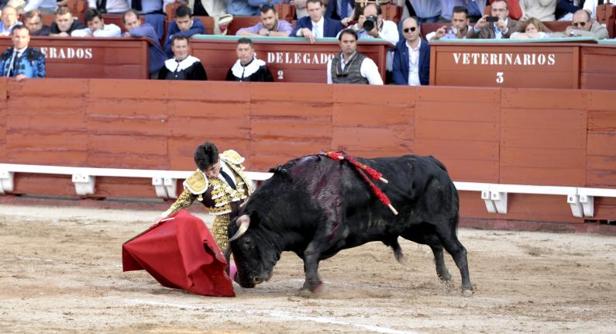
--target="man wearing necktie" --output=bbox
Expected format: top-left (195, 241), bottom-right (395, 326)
top-left (293, 0), bottom-right (344, 43)
top-left (0, 25), bottom-right (46, 80)
top-left (161, 142), bottom-right (254, 253)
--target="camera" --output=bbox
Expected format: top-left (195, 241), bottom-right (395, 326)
top-left (363, 15), bottom-right (378, 31)
top-left (486, 16), bottom-right (499, 23)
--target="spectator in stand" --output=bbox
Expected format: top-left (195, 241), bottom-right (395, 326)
top-left (292, 0), bottom-right (343, 43)
top-left (123, 9), bottom-right (165, 78)
top-left (22, 9), bottom-right (50, 36)
top-left (236, 4), bottom-right (293, 37)
top-left (164, 5), bottom-right (205, 56)
top-left (163, 0), bottom-right (233, 35)
top-left (392, 17), bottom-right (429, 86)
top-left (427, 5), bottom-right (474, 41)
top-left (71, 8), bottom-right (122, 37)
top-left (470, 0), bottom-right (518, 39)
top-left (520, 0), bottom-right (557, 21)
top-left (350, 3), bottom-right (398, 45)
top-left (0, 6), bottom-right (21, 36)
top-left (158, 35), bottom-right (207, 80)
top-left (349, 3), bottom-right (398, 79)
top-left (88, 0), bottom-right (129, 14)
top-left (226, 38), bottom-right (274, 81)
top-left (50, 6), bottom-right (86, 37)
top-left (0, 25), bottom-right (45, 80)
top-left (562, 8), bottom-right (609, 39)
top-left (130, 0), bottom-right (167, 41)
top-left (490, 0), bottom-right (522, 20)
top-left (510, 17), bottom-right (551, 39)
top-left (326, 29), bottom-right (383, 85)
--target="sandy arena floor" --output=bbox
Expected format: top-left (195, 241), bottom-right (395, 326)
top-left (0, 204), bottom-right (615, 334)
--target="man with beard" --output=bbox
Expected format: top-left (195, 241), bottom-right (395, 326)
top-left (236, 4), bottom-right (292, 37)
top-left (326, 29), bottom-right (383, 85)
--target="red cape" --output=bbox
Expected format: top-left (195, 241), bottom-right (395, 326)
top-left (122, 210), bottom-right (234, 297)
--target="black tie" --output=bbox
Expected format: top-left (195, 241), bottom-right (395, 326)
top-left (8, 51), bottom-right (19, 77)
top-left (220, 170), bottom-right (236, 190)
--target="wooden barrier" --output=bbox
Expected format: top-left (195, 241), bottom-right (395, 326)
top-left (0, 79), bottom-right (615, 223)
top-left (0, 37), bottom-right (149, 79)
top-left (430, 39), bottom-right (616, 89)
top-left (580, 41), bottom-right (616, 89)
top-left (190, 35), bottom-right (390, 82)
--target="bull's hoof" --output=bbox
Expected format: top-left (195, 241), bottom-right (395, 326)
top-left (462, 289), bottom-right (474, 297)
top-left (298, 281), bottom-right (324, 297)
top-left (438, 272), bottom-right (452, 282)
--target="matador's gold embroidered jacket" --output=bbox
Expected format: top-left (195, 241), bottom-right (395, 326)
top-left (162, 150), bottom-right (254, 218)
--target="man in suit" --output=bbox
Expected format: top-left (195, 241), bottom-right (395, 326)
top-left (392, 17), bottom-right (430, 86)
top-left (292, 0), bottom-right (343, 43)
top-left (470, 0), bottom-right (518, 39)
top-left (0, 25), bottom-right (46, 80)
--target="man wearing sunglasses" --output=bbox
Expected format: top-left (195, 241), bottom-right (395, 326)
top-left (563, 9), bottom-right (608, 39)
top-left (392, 17), bottom-right (429, 86)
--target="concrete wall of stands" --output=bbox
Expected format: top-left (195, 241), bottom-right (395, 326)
top-left (1, 78), bottom-right (615, 224)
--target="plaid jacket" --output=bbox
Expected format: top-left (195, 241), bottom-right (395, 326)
top-left (0, 47), bottom-right (46, 78)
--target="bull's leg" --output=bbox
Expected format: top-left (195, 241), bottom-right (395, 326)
top-left (402, 230), bottom-right (451, 283)
top-left (302, 242), bottom-right (323, 292)
top-left (437, 226), bottom-right (473, 296)
top-left (430, 245), bottom-right (451, 282)
top-left (383, 238), bottom-right (405, 263)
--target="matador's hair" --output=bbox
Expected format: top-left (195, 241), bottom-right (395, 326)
top-left (194, 142), bottom-right (219, 171)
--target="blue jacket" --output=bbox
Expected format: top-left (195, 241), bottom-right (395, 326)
top-left (0, 47), bottom-right (46, 78)
top-left (164, 18), bottom-right (206, 57)
top-left (291, 16), bottom-right (343, 38)
top-left (392, 39), bottom-right (430, 86)
top-left (129, 23), bottom-right (166, 75)
top-left (555, 0), bottom-right (580, 20)
top-left (324, 0), bottom-right (354, 20)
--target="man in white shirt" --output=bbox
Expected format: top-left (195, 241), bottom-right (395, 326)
top-left (292, 0), bottom-right (343, 43)
top-left (327, 29), bottom-right (383, 85)
top-left (71, 8), bottom-right (122, 37)
top-left (351, 3), bottom-right (399, 74)
top-left (392, 17), bottom-right (430, 86)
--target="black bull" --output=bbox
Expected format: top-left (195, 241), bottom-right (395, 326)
top-left (228, 154), bottom-right (473, 294)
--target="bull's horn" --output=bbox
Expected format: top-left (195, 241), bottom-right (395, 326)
top-left (229, 215), bottom-right (250, 242)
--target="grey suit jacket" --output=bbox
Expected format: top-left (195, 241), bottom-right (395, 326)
top-left (470, 19), bottom-right (519, 39)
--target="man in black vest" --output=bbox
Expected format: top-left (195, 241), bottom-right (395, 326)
top-left (326, 29), bottom-right (383, 85)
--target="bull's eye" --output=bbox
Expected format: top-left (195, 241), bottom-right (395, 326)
top-left (242, 238), bottom-right (253, 250)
